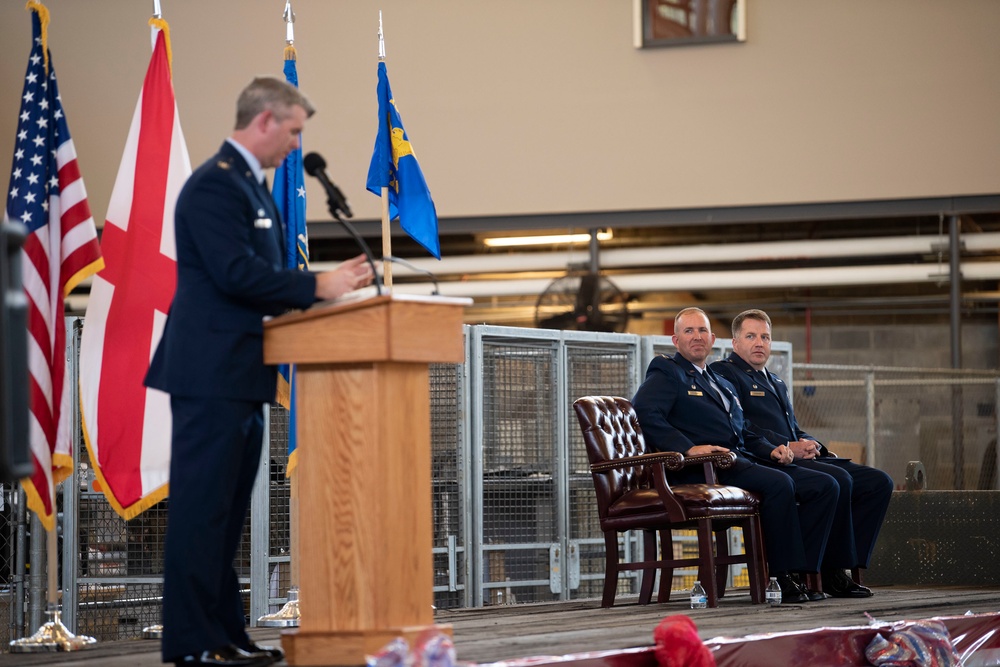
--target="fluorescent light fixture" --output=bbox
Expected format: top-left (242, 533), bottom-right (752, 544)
top-left (483, 230), bottom-right (613, 248)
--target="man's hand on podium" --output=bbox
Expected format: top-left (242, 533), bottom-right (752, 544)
top-left (315, 254), bottom-right (375, 300)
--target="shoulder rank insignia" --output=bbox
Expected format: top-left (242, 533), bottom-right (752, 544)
top-left (216, 160), bottom-right (231, 170)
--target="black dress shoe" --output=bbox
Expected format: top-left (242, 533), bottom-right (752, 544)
top-left (174, 644), bottom-right (274, 666)
top-left (775, 573), bottom-right (809, 604)
top-left (822, 568), bottom-right (873, 598)
top-left (791, 573), bottom-right (827, 602)
top-left (245, 642), bottom-right (284, 663)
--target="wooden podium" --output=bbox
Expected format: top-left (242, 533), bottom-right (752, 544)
top-left (263, 294), bottom-right (468, 666)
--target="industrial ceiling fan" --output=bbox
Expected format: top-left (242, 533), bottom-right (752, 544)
top-left (533, 229), bottom-right (630, 333)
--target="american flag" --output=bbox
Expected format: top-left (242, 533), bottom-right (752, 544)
top-left (4, 7), bottom-right (103, 530)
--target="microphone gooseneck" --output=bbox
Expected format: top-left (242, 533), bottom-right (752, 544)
top-left (303, 151), bottom-right (382, 295)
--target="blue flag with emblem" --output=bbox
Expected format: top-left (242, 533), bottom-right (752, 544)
top-left (272, 53), bottom-right (308, 474)
top-left (366, 61), bottom-right (440, 259)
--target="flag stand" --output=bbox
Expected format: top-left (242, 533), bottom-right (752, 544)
top-left (141, 624), bottom-right (163, 640)
top-left (9, 527), bottom-right (96, 652)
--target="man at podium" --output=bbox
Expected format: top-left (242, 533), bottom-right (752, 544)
top-left (145, 77), bottom-right (373, 667)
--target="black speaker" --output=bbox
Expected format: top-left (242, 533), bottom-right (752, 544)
top-left (0, 220), bottom-right (33, 482)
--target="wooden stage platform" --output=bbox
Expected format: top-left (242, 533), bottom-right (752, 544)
top-left (2, 586), bottom-right (998, 666)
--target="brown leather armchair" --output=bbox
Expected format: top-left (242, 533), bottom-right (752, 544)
top-left (573, 396), bottom-right (766, 608)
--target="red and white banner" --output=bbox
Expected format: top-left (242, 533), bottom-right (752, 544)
top-left (79, 23), bottom-right (190, 519)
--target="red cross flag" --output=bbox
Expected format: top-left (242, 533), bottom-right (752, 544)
top-left (79, 19), bottom-right (190, 519)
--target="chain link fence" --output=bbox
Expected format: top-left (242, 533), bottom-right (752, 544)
top-left (791, 364), bottom-right (1000, 491)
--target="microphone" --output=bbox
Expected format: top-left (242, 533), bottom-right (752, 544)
top-left (303, 152), bottom-right (352, 219)
top-left (302, 151), bottom-right (381, 295)
top-left (386, 255), bottom-right (440, 296)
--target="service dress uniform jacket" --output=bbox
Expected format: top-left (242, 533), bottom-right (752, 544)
top-left (146, 141), bottom-right (315, 401)
top-left (711, 353), bottom-right (893, 570)
top-left (145, 141), bottom-right (316, 662)
top-left (632, 354), bottom-right (839, 574)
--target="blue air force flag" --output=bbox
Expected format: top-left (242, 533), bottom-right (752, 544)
top-left (366, 61), bottom-right (440, 259)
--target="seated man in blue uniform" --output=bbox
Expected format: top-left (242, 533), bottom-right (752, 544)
top-left (632, 307), bottom-right (839, 603)
top-left (711, 309), bottom-right (893, 598)
top-left (146, 77), bottom-right (374, 667)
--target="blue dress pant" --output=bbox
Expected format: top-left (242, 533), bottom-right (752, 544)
top-left (160, 396), bottom-right (264, 662)
top-left (798, 458), bottom-right (894, 569)
top-left (771, 463), bottom-right (839, 573)
top-left (675, 459), bottom-right (838, 575)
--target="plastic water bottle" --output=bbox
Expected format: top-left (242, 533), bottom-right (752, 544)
top-left (766, 576), bottom-right (782, 606)
top-left (690, 581), bottom-right (708, 609)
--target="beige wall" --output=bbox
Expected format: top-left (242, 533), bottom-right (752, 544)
top-left (2, 0), bottom-right (999, 226)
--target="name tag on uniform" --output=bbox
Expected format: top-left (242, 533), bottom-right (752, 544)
top-left (687, 390), bottom-right (703, 396)
top-left (750, 391), bottom-right (766, 397)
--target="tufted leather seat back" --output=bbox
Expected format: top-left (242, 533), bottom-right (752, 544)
top-left (574, 395), bottom-right (652, 520)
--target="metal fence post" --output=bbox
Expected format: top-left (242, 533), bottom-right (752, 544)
top-left (62, 318), bottom-right (82, 632)
top-left (995, 379), bottom-right (1000, 490)
top-left (460, 327), bottom-right (475, 608)
top-left (13, 488), bottom-right (27, 640)
top-left (248, 404), bottom-right (272, 625)
top-left (28, 512), bottom-right (44, 633)
top-left (865, 370), bottom-right (876, 470)
top-left (555, 337), bottom-right (570, 600)
top-left (469, 327), bottom-right (485, 607)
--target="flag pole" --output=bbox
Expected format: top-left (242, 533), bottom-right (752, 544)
top-left (10, 3), bottom-right (98, 653)
top-left (257, 0), bottom-right (303, 630)
top-left (282, 0), bottom-right (301, 619)
top-left (378, 11), bottom-right (393, 292)
top-left (139, 0), bottom-right (168, 643)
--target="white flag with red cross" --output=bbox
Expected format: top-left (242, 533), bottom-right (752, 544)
top-left (79, 19), bottom-right (190, 519)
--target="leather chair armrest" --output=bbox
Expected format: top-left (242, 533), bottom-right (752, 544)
top-left (589, 450), bottom-right (683, 473)
top-left (679, 451), bottom-right (737, 485)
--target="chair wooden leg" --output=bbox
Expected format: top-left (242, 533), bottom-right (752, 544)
top-left (696, 520), bottom-right (719, 608)
top-left (638, 530), bottom-right (657, 605)
top-left (852, 567), bottom-right (862, 585)
top-left (744, 515), bottom-right (766, 604)
top-left (715, 528), bottom-right (729, 599)
top-left (806, 572), bottom-right (822, 593)
top-left (602, 531), bottom-right (620, 608)
top-left (657, 529), bottom-right (673, 603)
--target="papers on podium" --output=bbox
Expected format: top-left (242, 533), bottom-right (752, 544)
top-left (310, 286), bottom-right (472, 311)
